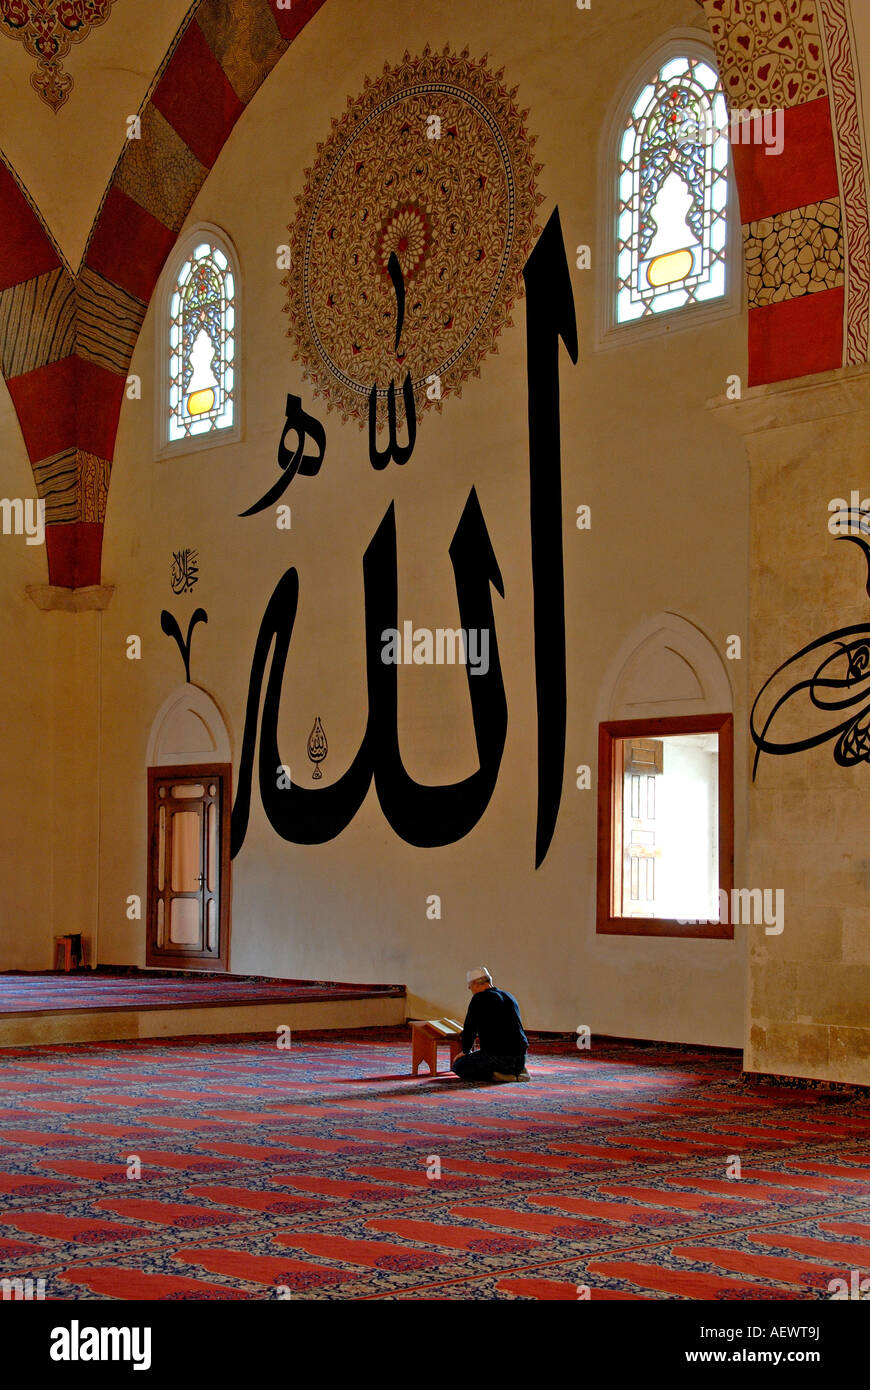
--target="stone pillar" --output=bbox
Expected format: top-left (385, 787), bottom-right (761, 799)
top-left (712, 364), bottom-right (870, 1084)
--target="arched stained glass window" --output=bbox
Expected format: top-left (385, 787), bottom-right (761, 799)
top-left (159, 225), bottom-right (240, 454)
top-left (613, 49), bottom-right (731, 328)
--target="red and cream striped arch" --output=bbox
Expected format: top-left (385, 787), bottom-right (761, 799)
top-left (0, 0), bottom-right (326, 590)
top-left (698, 0), bottom-right (870, 383)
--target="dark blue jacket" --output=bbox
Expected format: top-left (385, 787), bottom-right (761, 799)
top-left (461, 986), bottom-right (528, 1056)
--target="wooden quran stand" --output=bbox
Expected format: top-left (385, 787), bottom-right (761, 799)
top-left (410, 1020), bottom-right (463, 1075)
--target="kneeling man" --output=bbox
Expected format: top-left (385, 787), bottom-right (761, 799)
top-left (453, 967), bottom-right (530, 1083)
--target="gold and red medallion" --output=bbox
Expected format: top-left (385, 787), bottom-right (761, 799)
top-left (284, 45), bottom-right (542, 430)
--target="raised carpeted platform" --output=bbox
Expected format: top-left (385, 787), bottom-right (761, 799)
top-left (0, 971), bottom-right (405, 1014)
top-left (0, 1028), bottom-right (868, 1300)
top-left (0, 971), bottom-right (407, 1047)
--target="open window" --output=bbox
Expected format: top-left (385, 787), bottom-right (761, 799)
top-left (597, 712), bottom-right (733, 938)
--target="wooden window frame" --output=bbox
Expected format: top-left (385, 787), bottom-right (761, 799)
top-left (596, 713), bottom-right (734, 939)
top-left (146, 763), bottom-right (233, 972)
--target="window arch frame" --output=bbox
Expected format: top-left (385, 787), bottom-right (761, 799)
top-left (595, 612), bottom-right (736, 939)
top-left (595, 30), bottom-right (742, 351)
top-left (155, 221), bottom-right (243, 459)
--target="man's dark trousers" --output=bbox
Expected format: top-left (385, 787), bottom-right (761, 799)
top-left (453, 1051), bottom-right (526, 1081)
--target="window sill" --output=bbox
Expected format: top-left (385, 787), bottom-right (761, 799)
top-left (597, 914), bottom-right (734, 940)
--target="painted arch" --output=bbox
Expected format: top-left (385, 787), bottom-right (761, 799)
top-left (0, 0), bottom-right (326, 589)
top-left (696, 0), bottom-right (870, 382)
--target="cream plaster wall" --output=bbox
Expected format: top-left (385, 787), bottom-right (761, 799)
top-left (84, 0), bottom-right (749, 1043)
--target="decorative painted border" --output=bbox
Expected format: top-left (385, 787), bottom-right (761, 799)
top-left (698, 0), bottom-right (847, 385)
top-left (818, 0), bottom-right (870, 366)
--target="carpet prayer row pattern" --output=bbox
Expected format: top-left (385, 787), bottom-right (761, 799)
top-left (0, 1029), bottom-right (868, 1300)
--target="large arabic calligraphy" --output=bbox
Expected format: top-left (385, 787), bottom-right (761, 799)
top-left (228, 210), bottom-right (577, 866)
top-left (751, 523), bottom-right (870, 776)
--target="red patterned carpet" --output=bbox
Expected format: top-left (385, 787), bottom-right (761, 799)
top-left (0, 971), bottom-right (404, 1014)
top-left (0, 1028), bottom-right (868, 1300)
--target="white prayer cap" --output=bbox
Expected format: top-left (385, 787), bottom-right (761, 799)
top-left (466, 966), bottom-right (491, 983)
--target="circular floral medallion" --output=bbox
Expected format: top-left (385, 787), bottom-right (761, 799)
top-left (284, 45), bottom-right (542, 430)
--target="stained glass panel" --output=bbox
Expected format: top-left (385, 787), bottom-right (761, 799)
top-left (616, 55), bottom-right (729, 324)
top-left (167, 237), bottom-right (236, 444)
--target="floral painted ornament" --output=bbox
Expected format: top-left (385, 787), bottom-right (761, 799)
top-left (284, 44), bottom-right (543, 432)
top-left (0, 0), bottom-right (119, 112)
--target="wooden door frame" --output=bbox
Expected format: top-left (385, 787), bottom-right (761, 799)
top-left (146, 763), bottom-right (233, 972)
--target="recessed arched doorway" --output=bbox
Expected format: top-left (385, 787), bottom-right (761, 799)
top-left (146, 684), bottom-right (233, 973)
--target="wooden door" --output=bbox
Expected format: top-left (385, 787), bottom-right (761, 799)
top-left (147, 764), bottom-right (231, 972)
top-left (623, 739), bottom-right (662, 917)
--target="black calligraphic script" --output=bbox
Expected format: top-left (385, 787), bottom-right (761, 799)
top-left (370, 487), bottom-right (506, 843)
top-left (160, 608), bottom-right (208, 684)
top-left (751, 528), bottom-right (870, 776)
top-left (239, 393), bottom-right (325, 517)
top-left (387, 249), bottom-right (405, 353)
top-left (170, 548), bottom-right (199, 595)
top-left (230, 488), bottom-right (506, 857)
top-left (524, 208), bottom-right (578, 868)
top-left (368, 250), bottom-right (417, 469)
top-left (229, 566), bottom-right (372, 855)
top-left (368, 373), bottom-right (416, 470)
